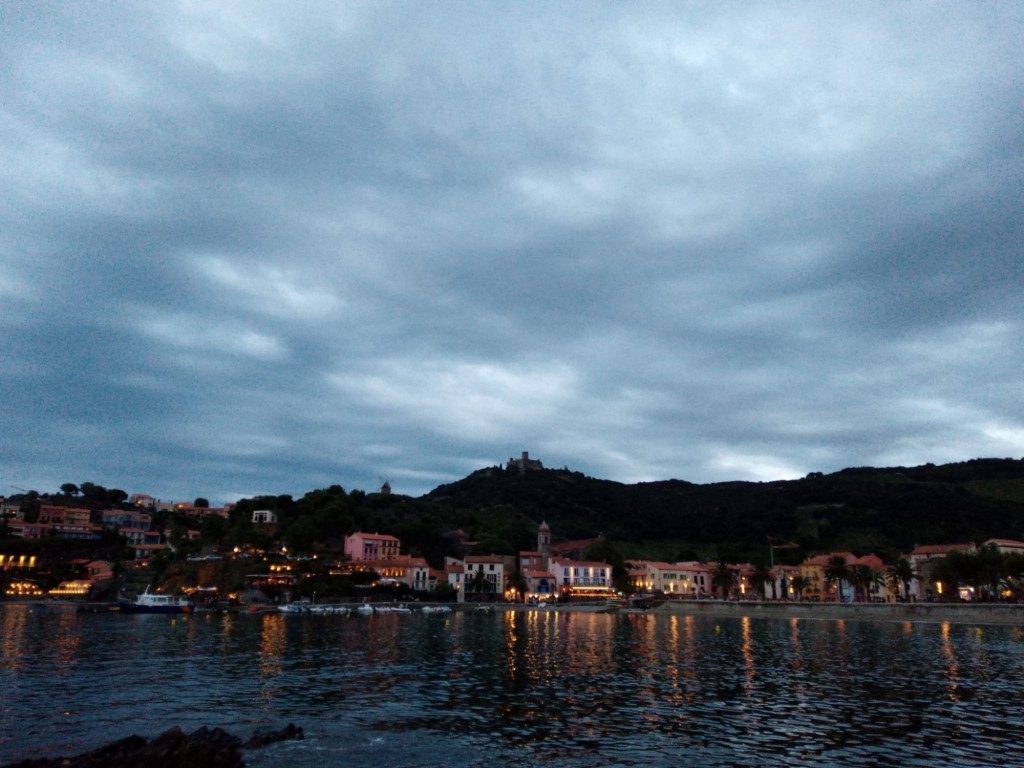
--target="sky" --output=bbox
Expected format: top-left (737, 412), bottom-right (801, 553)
top-left (2, 2), bottom-right (1022, 505)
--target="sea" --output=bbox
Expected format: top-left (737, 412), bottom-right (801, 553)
top-left (2, 604), bottom-right (1023, 767)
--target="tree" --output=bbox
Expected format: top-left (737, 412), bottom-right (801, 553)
top-left (748, 563), bottom-right (774, 600)
top-left (505, 569), bottom-right (527, 602)
top-left (285, 517), bottom-right (317, 554)
top-left (194, 498), bottom-right (210, 509)
top-left (60, 483), bottom-right (79, 497)
top-left (432, 582), bottom-right (458, 602)
top-left (972, 544), bottom-right (1007, 601)
top-left (79, 482), bottom-right (107, 502)
top-left (199, 515), bottom-right (226, 546)
top-left (888, 558), bottom-right (916, 602)
top-left (824, 556), bottom-right (850, 602)
top-left (848, 564), bottom-right (882, 602)
top-left (790, 574), bottom-right (808, 601)
top-left (711, 562), bottom-right (735, 600)
top-left (929, 557), bottom-right (961, 602)
top-left (107, 488), bottom-right (128, 505)
top-left (468, 569), bottom-right (490, 601)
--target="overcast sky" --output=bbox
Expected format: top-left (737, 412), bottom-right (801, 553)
top-left (2, 2), bottom-right (1022, 504)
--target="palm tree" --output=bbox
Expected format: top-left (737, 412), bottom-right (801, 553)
top-left (748, 563), bottom-right (775, 600)
top-left (789, 574), bottom-right (808, 602)
top-left (506, 570), bottom-right (527, 602)
top-left (711, 562), bottom-right (735, 600)
top-left (848, 564), bottom-right (882, 602)
top-left (468, 570), bottom-right (490, 602)
top-left (929, 557), bottom-right (961, 602)
top-left (823, 555), bottom-right (850, 602)
top-left (888, 558), bottom-right (916, 602)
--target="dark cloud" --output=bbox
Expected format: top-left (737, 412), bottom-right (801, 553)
top-left (2, 2), bottom-right (1022, 503)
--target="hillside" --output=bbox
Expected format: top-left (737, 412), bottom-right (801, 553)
top-left (422, 458), bottom-right (1024, 563)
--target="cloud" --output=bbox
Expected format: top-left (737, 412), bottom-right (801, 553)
top-left (1, 2), bottom-right (1021, 502)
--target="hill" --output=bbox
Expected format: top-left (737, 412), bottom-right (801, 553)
top-left (422, 458), bottom-right (1024, 563)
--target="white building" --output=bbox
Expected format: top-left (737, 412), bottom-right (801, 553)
top-left (631, 560), bottom-right (712, 597)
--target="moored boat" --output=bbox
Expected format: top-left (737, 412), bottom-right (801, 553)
top-left (278, 600), bottom-right (312, 614)
top-left (118, 588), bottom-right (194, 614)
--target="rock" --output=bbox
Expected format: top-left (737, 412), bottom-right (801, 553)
top-left (245, 722), bottom-right (304, 749)
top-left (3, 726), bottom-right (244, 768)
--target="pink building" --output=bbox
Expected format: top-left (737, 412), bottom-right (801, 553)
top-left (344, 532), bottom-right (401, 562)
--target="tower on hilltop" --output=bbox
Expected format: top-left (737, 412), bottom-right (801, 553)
top-left (507, 451), bottom-right (544, 473)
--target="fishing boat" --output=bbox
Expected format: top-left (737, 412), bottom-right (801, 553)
top-left (118, 588), bottom-right (194, 614)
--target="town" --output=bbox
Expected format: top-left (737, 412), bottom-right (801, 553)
top-left (4, 465), bottom-right (1024, 610)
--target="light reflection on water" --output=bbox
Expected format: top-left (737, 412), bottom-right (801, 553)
top-left (2, 606), bottom-right (1024, 766)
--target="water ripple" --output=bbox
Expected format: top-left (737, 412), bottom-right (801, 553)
top-left (4, 607), bottom-right (1024, 766)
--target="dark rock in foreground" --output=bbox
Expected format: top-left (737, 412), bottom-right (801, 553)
top-left (245, 722), bottom-right (304, 749)
top-left (3, 723), bottom-right (303, 768)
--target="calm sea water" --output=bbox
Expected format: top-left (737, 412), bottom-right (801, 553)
top-left (2, 605), bottom-right (1024, 767)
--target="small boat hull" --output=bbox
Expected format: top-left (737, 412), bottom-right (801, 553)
top-left (119, 601), bottom-right (193, 614)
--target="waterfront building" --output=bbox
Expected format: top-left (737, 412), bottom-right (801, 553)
top-left (800, 552), bottom-right (887, 602)
top-left (344, 531), bottom-right (401, 562)
top-left (522, 568), bottom-right (558, 602)
top-left (908, 543), bottom-right (973, 600)
top-left (403, 556), bottom-right (432, 591)
top-left (630, 560), bottom-right (712, 597)
top-left (548, 556), bottom-right (615, 600)
top-left (346, 557), bottom-right (408, 582)
top-left (984, 538), bottom-right (1024, 556)
top-left (464, 554), bottom-right (515, 601)
top-left (444, 559), bottom-right (466, 602)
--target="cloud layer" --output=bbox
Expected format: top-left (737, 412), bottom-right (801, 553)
top-left (2, 2), bottom-right (1022, 503)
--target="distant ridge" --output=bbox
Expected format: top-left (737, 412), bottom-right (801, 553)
top-left (422, 458), bottom-right (1024, 560)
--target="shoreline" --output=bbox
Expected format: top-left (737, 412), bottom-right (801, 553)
top-left (6, 599), bottom-right (1023, 626)
top-left (498, 600), bottom-right (1024, 626)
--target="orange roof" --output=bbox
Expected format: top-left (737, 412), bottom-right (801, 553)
top-left (910, 543), bottom-right (973, 556)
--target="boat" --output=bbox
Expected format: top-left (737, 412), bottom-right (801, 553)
top-left (376, 605), bottom-right (412, 614)
top-left (278, 601), bottom-right (311, 614)
top-left (420, 605), bottom-right (452, 614)
top-left (309, 604), bottom-right (349, 615)
top-left (118, 588), bottom-right (194, 614)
